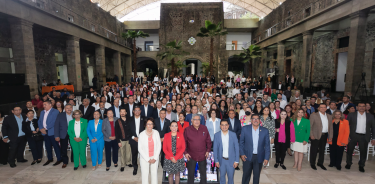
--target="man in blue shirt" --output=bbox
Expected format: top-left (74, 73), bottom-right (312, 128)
top-left (1, 106), bottom-right (28, 168)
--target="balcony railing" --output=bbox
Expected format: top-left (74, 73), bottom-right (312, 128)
top-left (226, 44), bottom-right (250, 50)
top-left (136, 45), bottom-right (160, 51)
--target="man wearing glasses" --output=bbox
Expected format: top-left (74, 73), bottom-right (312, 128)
top-left (184, 115), bottom-right (212, 184)
top-left (239, 114), bottom-right (270, 184)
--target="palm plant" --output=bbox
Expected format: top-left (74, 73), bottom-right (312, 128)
top-left (122, 30), bottom-right (149, 77)
top-left (233, 44), bottom-right (262, 78)
top-left (197, 20), bottom-right (228, 78)
top-left (157, 40), bottom-right (189, 77)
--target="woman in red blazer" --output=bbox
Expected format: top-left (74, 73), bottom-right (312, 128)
top-left (163, 121), bottom-right (186, 184)
top-left (263, 84), bottom-right (272, 96)
top-left (177, 112), bottom-right (189, 134)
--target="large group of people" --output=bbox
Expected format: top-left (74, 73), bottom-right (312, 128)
top-left (1, 73), bottom-right (375, 184)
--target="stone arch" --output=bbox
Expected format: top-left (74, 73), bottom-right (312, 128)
top-left (137, 57), bottom-right (158, 78)
top-left (228, 55), bottom-right (249, 78)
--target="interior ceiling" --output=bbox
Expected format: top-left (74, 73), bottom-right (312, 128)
top-left (90, 0), bottom-right (285, 20)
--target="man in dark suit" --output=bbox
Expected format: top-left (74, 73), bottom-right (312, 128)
top-left (337, 95), bottom-right (356, 113)
top-left (1, 106), bottom-right (27, 168)
top-left (130, 76), bottom-right (134, 83)
top-left (123, 96), bottom-right (136, 118)
top-left (90, 91), bottom-right (100, 106)
top-left (345, 102), bottom-right (375, 172)
top-left (227, 110), bottom-right (242, 170)
top-left (108, 99), bottom-right (122, 118)
top-left (185, 106), bottom-right (205, 125)
top-left (22, 101), bottom-right (38, 119)
top-left (54, 104), bottom-right (74, 168)
top-left (154, 109), bottom-right (171, 168)
top-left (152, 100), bottom-right (165, 119)
top-left (98, 102), bottom-right (108, 119)
top-left (276, 81), bottom-right (285, 91)
top-left (128, 106), bottom-right (145, 175)
top-left (140, 97), bottom-right (153, 118)
top-left (78, 99), bottom-right (95, 121)
top-left (326, 101), bottom-right (337, 115)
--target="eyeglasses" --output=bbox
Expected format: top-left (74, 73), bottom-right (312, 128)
top-left (252, 118), bottom-right (259, 120)
top-left (193, 119), bottom-right (200, 121)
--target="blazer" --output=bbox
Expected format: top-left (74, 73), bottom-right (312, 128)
top-left (54, 112), bottom-right (71, 139)
top-left (38, 108), bottom-right (60, 136)
top-left (128, 116), bottom-right (146, 145)
top-left (293, 118), bottom-right (310, 143)
top-left (123, 103), bottom-right (136, 118)
top-left (67, 118), bottom-right (88, 141)
top-left (87, 119), bottom-right (104, 144)
top-left (177, 121), bottom-right (190, 134)
top-left (228, 118), bottom-right (242, 141)
top-left (2, 114), bottom-right (27, 141)
top-left (337, 102), bottom-right (356, 111)
top-left (22, 118), bottom-right (39, 137)
top-left (152, 108), bottom-right (166, 119)
top-left (102, 117), bottom-right (119, 142)
top-left (213, 131), bottom-right (239, 164)
top-left (185, 114), bottom-right (205, 126)
top-left (107, 106), bottom-right (123, 118)
top-left (347, 112), bottom-right (375, 142)
top-left (154, 118), bottom-right (171, 138)
top-left (239, 125), bottom-right (270, 163)
top-left (140, 105), bottom-right (154, 118)
top-left (206, 118), bottom-right (221, 141)
top-left (309, 112), bottom-right (333, 140)
top-left (97, 109), bottom-right (108, 120)
top-left (138, 129), bottom-right (161, 161)
top-left (167, 112), bottom-right (178, 122)
top-left (163, 132), bottom-right (186, 160)
top-left (79, 105), bottom-right (95, 121)
top-left (328, 119), bottom-right (350, 146)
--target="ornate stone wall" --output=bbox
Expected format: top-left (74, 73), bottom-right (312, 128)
top-left (159, 3), bottom-right (227, 81)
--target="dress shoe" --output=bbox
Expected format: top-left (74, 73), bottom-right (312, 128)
top-left (43, 160), bottom-right (53, 166)
top-left (235, 166), bottom-right (240, 170)
top-left (121, 167), bottom-right (124, 172)
top-left (310, 165), bottom-right (317, 170)
top-left (114, 164), bottom-right (118, 167)
top-left (133, 169), bottom-right (137, 175)
top-left (328, 164), bottom-right (334, 167)
top-left (74, 167), bottom-right (78, 171)
top-left (62, 164), bottom-right (67, 168)
top-left (82, 165), bottom-right (86, 168)
top-left (17, 159), bottom-right (28, 163)
top-left (345, 164), bottom-right (351, 170)
top-left (53, 161), bottom-right (62, 166)
top-left (274, 163), bottom-right (279, 168)
top-left (280, 164), bottom-right (286, 170)
top-left (31, 161), bottom-right (36, 165)
top-left (36, 160), bottom-right (42, 164)
top-left (127, 164), bottom-right (133, 167)
top-left (336, 166), bottom-right (341, 170)
top-left (359, 167), bottom-right (365, 172)
top-left (317, 164), bottom-right (326, 170)
top-left (10, 163), bottom-right (16, 168)
top-left (106, 167), bottom-right (110, 171)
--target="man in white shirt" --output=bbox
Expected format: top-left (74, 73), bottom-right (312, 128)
top-left (232, 85), bottom-right (240, 96)
top-left (152, 100), bottom-right (165, 119)
top-left (100, 97), bottom-right (112, 109)
top-left (129, 106), bottom-right (145, 175)
top-left (276, 93), bottom-right (287, 109)
top-left (345, 103), bottom-right (375, 172)
top-left (309, 104), bottom-right (333, 171)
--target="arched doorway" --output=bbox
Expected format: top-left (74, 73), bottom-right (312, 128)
top-left (228, 56), bottom-right (248, 78)
top-left (137, 57), bottom-right (158, 78)
top-left (182, 59), bottom-right (202, 76)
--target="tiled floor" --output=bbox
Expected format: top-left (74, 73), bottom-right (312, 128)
top-left (0, 150), bottom-right (374, 184)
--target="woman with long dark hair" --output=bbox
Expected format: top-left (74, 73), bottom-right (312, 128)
top-left (260, 107), bottom-right (275, 144)
top-left (218, 100), bottom-right (228, 119)
top-left (253, 100), bottom-right (263, 114)
top-left (274, 110), bottom-right (295, 170)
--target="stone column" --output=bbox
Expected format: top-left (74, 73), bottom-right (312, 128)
top-left (345, 10), bottom-right (369, 95)
top-left (95, 45), bottom-right (106, 87)
top-left (302, 30), bottom-right (314, 89)
top-left (9, 18), bottom-right (38, 98)
top-left (66, 36), bottom-right (82, 92)
top-left (113, 51), bottom-right (122, 85)
top-left (277, 41), bottom-right (285, 83)
top-left (124, 55), bottom-right (132, 83)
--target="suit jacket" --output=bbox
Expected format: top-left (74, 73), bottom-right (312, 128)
top-left (98, 109), bottom-right (108, 120)
top-left (2, 114), bottom-right (27, 141)
top-left (79, 105), bottom-right (95, 121)
top-left (213, 131), bottom-right (239, 164)
top-left (239, 125), bottom-right (270, 163)
top-left (123, 103), bottom-right (136, 118)
top-left (185, 114), bottom-right (205, 126)
top-left (138, 129), bottom-right (161, 162)
top-left (293, 117), bottom-right (310, 143)
top-left (328, 119), bottom-right (350, 146)
top-left (107, 106), bottom-right (123, 119)
top-left (54, 112), bottom-right (72, 139)
top-left (309, 112), bottom-right (333, 140)
top-left (154, 118), bottom-right (171, 138)
top-left (87, 119), bottom-right (104, 143)
top-left (128, 116), bottom-right (146, 145)
top-left (68, 118), bottom-right (88, 143)
top-left (347, 112), bottom-right (375, 142)
top-left (22, 118), bottom-right (39, 137)
top-left (166, 112), bottom-right (178, 122)
top-left (22, 107), bottom-right (38, 115)
top-left (228, 118), bottom-right (242, 141)
top-left (276, 84), bottom-right (285, 90)
top-left (163, 132), bottom-right (186, 160)
top-left (337, 103), bottom-right (356, 111)
top-left (102, 117), bottom-right (119, 142)
top-left (140, 105), bottom-right (153, 118)
top-left (206, 118), bottom-right (221, 141)
top-left (152, 108), bottom-right (166, 119)
top-left (38, 108), bottom-right (60, 136)
top-left (290, 96), bottom-right (304, 105)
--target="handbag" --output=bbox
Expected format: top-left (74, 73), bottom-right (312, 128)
top-left (32, 132), bottom-right (44, 141)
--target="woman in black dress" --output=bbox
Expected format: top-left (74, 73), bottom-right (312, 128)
top-left (22, 110), bottom-right (43, 165)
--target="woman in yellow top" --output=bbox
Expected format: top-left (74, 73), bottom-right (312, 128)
top-left (68, 110), bottom-right (88, 170)
top-left (291, 109), bottom-right (310, 171)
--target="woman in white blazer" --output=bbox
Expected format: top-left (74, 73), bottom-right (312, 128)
top-left (138, 117), bottom-right (161, 184)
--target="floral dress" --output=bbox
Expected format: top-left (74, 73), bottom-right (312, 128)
top-left (260, 116), bottom-right (275, 139)
top-left (163, 135), bottom-right (185, 174)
